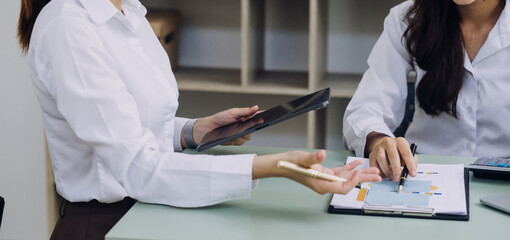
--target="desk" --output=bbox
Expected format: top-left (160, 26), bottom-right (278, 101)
top-left (106, 146), bottom-right (510, 240)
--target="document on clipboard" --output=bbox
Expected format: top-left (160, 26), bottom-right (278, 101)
top-left (328, 157), bottom-right (469, 221)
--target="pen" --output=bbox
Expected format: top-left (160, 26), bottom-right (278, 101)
top-left (277, 160), bottom-right (362, 189)
top-left (398, 142), bottom-right (417, 192)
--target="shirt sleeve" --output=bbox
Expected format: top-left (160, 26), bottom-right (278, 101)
top-left (37, 17), bottom-right (256, 207)
top-left (173, 117), bottom-right (189, 152)
top-left (343, 5), bottom-right (414, 157)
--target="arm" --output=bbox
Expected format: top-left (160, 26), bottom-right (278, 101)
top-left (342, 5), bottom-right (417, 180)
top-left (39, 17), bottom-right (257, 207)
top-left (253, 150), bottom-right (382, 194)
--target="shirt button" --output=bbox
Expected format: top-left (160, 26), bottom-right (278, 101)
top-left (467, 107), bottom-right (473, 113)
top-left (466, 143), bottom-right (472, 150)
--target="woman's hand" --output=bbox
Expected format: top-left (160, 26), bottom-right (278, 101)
top-left (365, 132), bottom-right (418, 181)
top-left (186, 106), bottom-right (260, 147)
top-left (253, 150), bottom-right (382, 195)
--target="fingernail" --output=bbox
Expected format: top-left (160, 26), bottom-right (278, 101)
top-left (411, 170), bottom-right (417, 176)
top-left (394, 174), bottom-right (400, 181)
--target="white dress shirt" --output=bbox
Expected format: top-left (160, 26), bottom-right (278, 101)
top-left (28, 0), bottom-right (256, 207)
top-left (344, 0), bottom-right (510, 158)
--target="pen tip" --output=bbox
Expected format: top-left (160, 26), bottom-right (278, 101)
top-left (398, 185), bottom-right (402, 192)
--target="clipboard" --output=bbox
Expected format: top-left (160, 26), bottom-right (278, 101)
top-left (327, 168), bottom-right (470, 221)
top-left (0, 196), bottom-right (4, 228)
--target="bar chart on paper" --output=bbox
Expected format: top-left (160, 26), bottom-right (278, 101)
top-left (361, 178), bottom-right (441, 207)
top-left (330, 157), bottom-right (467, 215)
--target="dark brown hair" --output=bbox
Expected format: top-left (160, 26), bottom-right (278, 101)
top-left (18, 0), bottom-right (51, 53)
top-left (404, 0), bottom-right (464, 118)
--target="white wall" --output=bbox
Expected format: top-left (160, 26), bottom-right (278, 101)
top-left (0, 1), bottom-right (49, 239)
top-left (327, 0), bottom-right (403, 74)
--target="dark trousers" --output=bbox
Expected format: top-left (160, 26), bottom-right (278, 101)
top-left (50, 197), bottom-right (136, 240)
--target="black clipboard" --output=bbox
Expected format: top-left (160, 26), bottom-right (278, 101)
top-left (0, 196), bottom-right (4, 228)
top-left (327, 168), bottom-right (470, 221)
top-left (197, 88), bottom-right (330, 152)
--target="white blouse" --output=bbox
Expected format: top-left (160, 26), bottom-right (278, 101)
top-left (344, 0), bottom-right (510, 158)
top-left (28, 0), bottom-right (255, 207)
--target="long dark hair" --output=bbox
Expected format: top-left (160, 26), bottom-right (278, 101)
top-left (404, 0), bottom-right (464, 118)
top-left (18, 0), bottom-right (51, 53)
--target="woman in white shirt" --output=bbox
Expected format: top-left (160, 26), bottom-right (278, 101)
top-left (344, 0), bottom-right (508, 182)
top-left (18, 0), bottom-right (382, 239)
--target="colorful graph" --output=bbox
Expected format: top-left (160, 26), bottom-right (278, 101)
top-left (355, 179), bottom-right (443, 207)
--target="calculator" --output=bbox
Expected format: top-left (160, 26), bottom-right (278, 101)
top-left (469, 157), bottom-right (510, 180)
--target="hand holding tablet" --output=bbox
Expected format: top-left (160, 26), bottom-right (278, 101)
top-left (196, 88), bottom-right (330, 151)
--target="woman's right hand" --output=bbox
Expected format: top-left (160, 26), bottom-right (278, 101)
top-left (252, 150), bottom-right (382, 195)
top-left (365, 132), bottom-right (418, 181)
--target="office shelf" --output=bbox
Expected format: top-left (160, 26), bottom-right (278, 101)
top-left (142, 0), bottom-right (402, 148)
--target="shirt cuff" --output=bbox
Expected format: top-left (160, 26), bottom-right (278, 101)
top-left (173, 117), bottom-right (189, 152)
top-left (209, 154), bottom-right (256, 206)
top-left (355, 123), bottom-right (395, 157)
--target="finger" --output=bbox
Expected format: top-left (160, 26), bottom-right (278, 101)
top-left (231, 138), bottom-right (246, 146)
top-left (396, 138), bottom-right (417, 177)
top-left (412, 155), bottom-right (419, 176)
top-left (375, 148), bottom-right (392, 179)
top-left (334, 165), bottom-right (380, 180)
top-left (369, 151), bottom-right (383, 177)
top-left (232, 105), bottom-right (259, 119)
top-left (242, 134), bottom-right (251, 141)
top-left (220, 140), bottom-right (233, 146)
top-left (357, 171), bottom-right (383, 183)
top-left (386, 145), bottom-right (402, 181)
top-left (344, 159), bottom-right (363, 170)
top-left (290, 150), bottom-right (326, 167)
top-left (359, 167), bottom-right (380, 175)
top-left (332, 160), bottom-right (362, 175)
top-left (337, 169), bottom-right (363, 193)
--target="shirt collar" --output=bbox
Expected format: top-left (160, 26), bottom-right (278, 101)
top-left (500, 0), bottom-right (510, 47)
top-left (78, 0), bottom-right (119, 24)
top-left (78, 0), bottom-right (147, 25)
top-left (122, 0), bottom-right (147, 30)
top-left (123, 0), bottom-right (147, 17)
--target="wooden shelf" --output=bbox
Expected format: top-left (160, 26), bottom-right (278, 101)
top-left (176, 68), bottom-right (310, 96)
top-left (147, 0), bottom-right (400, 149)
top-left (250, 71), bottom-right (309, 95)
top-left (174, 67), bottom-right (241, 92)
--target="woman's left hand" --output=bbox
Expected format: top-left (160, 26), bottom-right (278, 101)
top-left (190, 105), bottom-right (260, 147)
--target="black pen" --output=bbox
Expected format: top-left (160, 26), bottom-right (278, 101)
top-left (398, 143), bottom-right (417, 192)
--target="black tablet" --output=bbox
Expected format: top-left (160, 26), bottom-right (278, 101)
top-left (196, 88), bottom-right (330, 152)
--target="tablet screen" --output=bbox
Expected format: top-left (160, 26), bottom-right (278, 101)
top-left (197, 88), bottom-right (330, 151)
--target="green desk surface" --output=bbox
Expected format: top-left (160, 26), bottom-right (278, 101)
top-left (106, 146), bottom-right (510, 240)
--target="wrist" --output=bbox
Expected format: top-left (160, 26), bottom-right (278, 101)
top-left (183, 119), bottom-right (199, 148)
top-left (192, 117), bottom-right (214, 144)
top-left (364, 132), bottom-right (391, 157)
top-left (252, 154), bottom-right (287, 180)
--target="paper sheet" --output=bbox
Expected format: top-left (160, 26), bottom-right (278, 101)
top-left (330, 157), bottom-right (467, 215)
